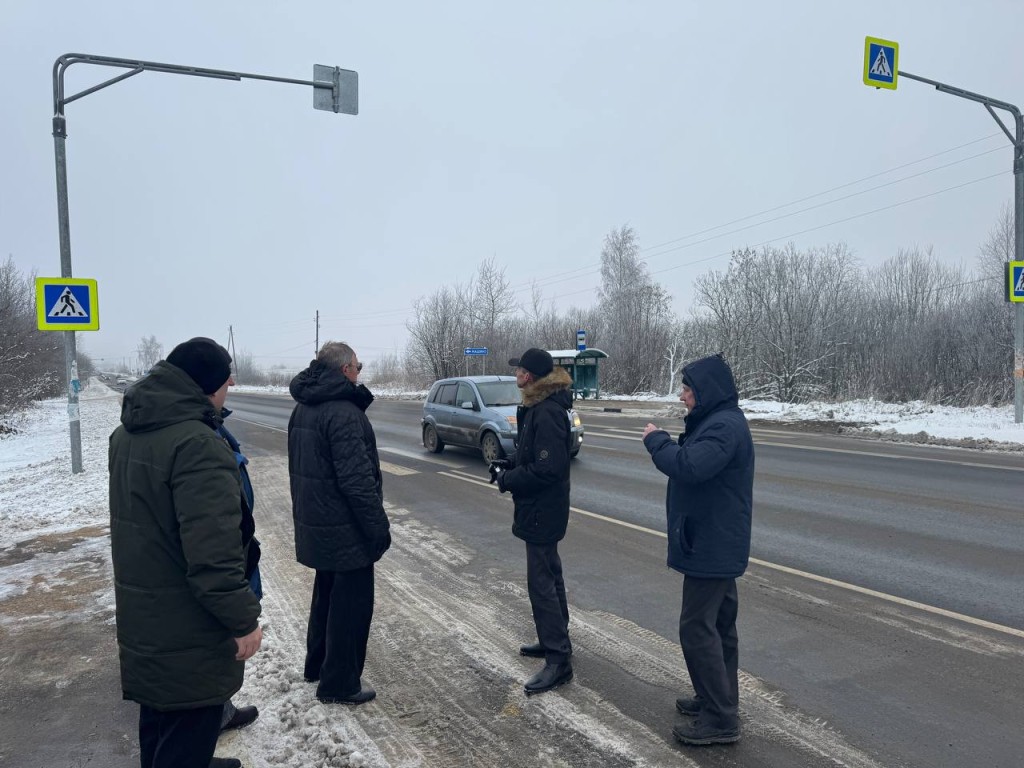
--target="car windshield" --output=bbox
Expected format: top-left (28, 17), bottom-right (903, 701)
top-left (476, 381), bottom-right (521, 407)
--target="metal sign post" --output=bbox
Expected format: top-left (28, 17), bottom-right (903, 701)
top-left (464, 347), bottom-right (488, 376)
top-left (50, 53), bottom-right (357, 472)
top-left (864, 38), bottom-right (1024, 422)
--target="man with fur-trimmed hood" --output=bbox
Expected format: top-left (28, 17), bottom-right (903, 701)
top-left (491, 347), bottom-right (575, 695)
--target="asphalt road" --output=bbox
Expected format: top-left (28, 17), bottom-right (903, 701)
top-left (224, 392), bottom-right (1024, 768)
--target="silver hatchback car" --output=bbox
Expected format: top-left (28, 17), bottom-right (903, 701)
top-left (421, 375), bottom-right (583, 463)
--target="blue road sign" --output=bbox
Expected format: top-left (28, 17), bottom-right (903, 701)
top-left (1010, 262), bottom-right (1024, 303)
top-left (464, 347), bottom-right (488, 355)
top-left (863, 36), bottom-right (899, 90)
top-left (35, 277), bottom-right (100, 331)
top-left (576, 329), bottom-right (587, 351)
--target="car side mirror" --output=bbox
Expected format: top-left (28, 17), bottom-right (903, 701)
top-left (460, 401), bottom-right (476, 410)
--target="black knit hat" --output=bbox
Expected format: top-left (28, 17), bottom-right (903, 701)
top-left (508, 347), bottom-right (553, 378)
top-left (166, 337), bottom-right (233, 394)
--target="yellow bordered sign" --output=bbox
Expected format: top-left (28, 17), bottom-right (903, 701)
top-left (1009, 261), bottom-right (1024, 303)
top-left (35, 277), bottom-right (100, 331)
top-left (864, 36), bottom-right (899, 90)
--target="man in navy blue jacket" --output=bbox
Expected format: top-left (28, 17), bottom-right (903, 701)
top-left (642, 354), bottom-right (754, 746)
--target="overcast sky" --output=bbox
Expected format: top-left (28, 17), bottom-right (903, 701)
top-left (3, 1), bottom-right (1022, 373)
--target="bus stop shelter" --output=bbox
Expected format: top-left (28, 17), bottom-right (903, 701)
top-left (547, 348), bottom-right (609, 400)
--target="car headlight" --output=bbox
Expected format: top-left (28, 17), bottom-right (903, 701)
top-left (572, 413), bottom-right (582, 427)
top-left (505, 416), bottom-right (517, 432)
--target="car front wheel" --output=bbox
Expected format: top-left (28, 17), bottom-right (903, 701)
top-left (480, 431), bottom-right (504, 464)
top-left (423, 424), bottom-right (444, 453)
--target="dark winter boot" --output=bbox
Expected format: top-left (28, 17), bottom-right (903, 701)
top-left (672, 717), bottom-right (741, 746)
top-left (675, 696), bottom-right (702, 716)
top-left (524, 662), bottom-right (573, 696)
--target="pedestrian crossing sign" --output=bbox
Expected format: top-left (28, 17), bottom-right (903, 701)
top-left (35, 277), bottom-right (100, 331)
top-left (863, 36), bottom-right (899, 90)
top-left (1010, 261), bottom-right (1024, 303)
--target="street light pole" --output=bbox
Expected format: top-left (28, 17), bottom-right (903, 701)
top-left (52, 113), bottom-right (82, 473)
top-left (899, 70), bottom-right (1024, 424)
top-left (1015, 111), bottom-right (1024, 424)
top-left (50, 53), bottom-right (357, 472)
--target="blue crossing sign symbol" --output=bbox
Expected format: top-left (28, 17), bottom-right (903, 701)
top-left (1009, 262), bottom-right (1024, 303)
top-left (863, 36), bottom-right (899, 90)
top-left (35, 277), bottom-right (100, 331)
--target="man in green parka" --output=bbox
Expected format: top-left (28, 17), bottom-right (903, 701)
top-left (109, 337), bottom-right (262, 768)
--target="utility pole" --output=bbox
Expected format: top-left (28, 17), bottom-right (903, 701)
top-left (50, 53), bottom-right (357, 472)
top-left (315, 310), bottom-right (320, 357)
top-left (227, 325), bottom-right (238, 381)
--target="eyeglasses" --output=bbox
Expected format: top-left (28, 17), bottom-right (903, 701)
top-left (346, 362), bottom-right (363, 372)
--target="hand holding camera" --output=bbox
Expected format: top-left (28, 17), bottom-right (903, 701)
top-left (488, 458), bottom-right (512, 484)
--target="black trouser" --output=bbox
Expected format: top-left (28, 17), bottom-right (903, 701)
top-left (138, 703), bottom-right (222, 768)
top-left (304, 566), bottom-right (375, 698)
top-left (679, 576), bottom-right (739, 729)
top-left (525, 542), bottom-right (572, 662)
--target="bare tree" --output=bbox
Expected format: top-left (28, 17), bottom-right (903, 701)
top-left (0, 257), bottom-right (64, 421)
top-left (692, 244), bottom-right (857, 401)
top-left (471, 257), bottom-right (517, 342)
top-left (136, 335), bottom-right (163, 372)
top-left (663, 320), bottom-right (687, 395)
top-left (978, 201), bottom-right (1014, 278)
top-left (405, 285), bottom-right (472, 381)
top-left (746, 243), bottom-right (857, 401)
top-left (232, 349), bottom-right (262, 385)
top-left (597, 225), bottom-right (674, 393)
top-left (366, 351), bottom-right (406, 388)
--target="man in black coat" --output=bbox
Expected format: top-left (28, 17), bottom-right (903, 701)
top-left (642, 354), bottom-right (754, 746)
top-left (492, 347), bottom-right (575, 695)
top-left (288, 341), bottom-right (391, 705)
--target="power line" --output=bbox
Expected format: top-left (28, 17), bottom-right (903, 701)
top-left (521, 155), bottom-right (1006, 295)
top-left (510, 132), bottom-right (1005, 292)
top-left (531, 170), bottom-right (1008, 303)
top-left (640, 134), bottom-right (1004, 252)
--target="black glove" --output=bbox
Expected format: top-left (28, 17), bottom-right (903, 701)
top-left (373, 529), bottom-right (392, 560)
top-left (488, 458), bottom-right (512, 484)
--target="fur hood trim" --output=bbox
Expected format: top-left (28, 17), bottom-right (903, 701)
top-left (521, 366), bottom-right (572, 407)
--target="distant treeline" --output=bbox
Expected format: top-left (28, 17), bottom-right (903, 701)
top-left (393, 216), bottom-right (1015, 406)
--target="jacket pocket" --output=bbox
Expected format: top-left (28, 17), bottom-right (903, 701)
top-left (514, 499), bottom-right (541, 533)
top-left (679, 517), bottom-right (695, 554)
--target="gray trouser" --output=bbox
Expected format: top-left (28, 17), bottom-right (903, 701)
top-left (679, 576), bottom-right (739, 728)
